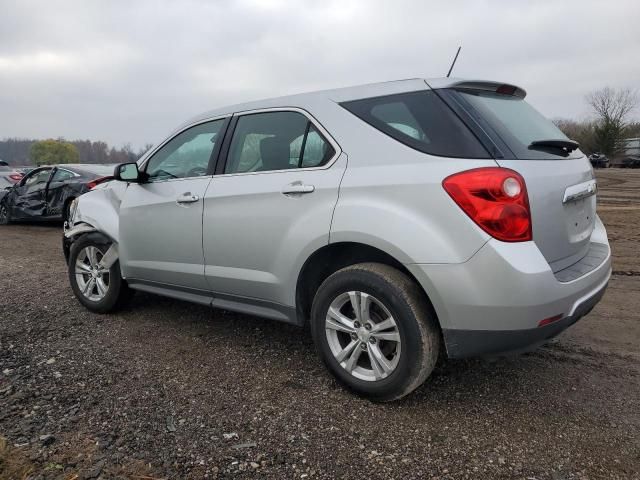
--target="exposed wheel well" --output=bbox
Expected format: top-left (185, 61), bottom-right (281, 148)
top-left (295, 242), bottom-right (438, 328)
top-left (62, 196), bottom-right (76, 222)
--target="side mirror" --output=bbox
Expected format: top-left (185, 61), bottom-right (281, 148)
top-left (114, 162), bottom-right (141, 182)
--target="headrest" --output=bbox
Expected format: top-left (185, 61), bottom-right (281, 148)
top-left (259, 136), bottom-right (290, 171)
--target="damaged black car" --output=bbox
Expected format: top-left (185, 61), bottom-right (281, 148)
top-left (0, 164), bottom-right (114, 225)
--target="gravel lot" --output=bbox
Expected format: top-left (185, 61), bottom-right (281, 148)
top-left (1, 169), bottom-right (639, 480)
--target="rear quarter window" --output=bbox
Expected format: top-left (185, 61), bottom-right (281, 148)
top-left (340, 90), bottom-right (490, 159)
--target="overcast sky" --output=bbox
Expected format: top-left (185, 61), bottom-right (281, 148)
top-left (1, 0), bottom-right (639, 148)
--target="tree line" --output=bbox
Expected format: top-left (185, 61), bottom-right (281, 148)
top-left (0, 138), bottom-right (153, 166)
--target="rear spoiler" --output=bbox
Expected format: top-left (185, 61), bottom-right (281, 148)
top-left (446, 81), bottom-right (527, 99)
top-left (425, 79), bottom-right (527, 99)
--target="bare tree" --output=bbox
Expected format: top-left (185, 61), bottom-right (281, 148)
top-left (586, 87), bottom-right (637, 124)
top-left (585, 87), bottom-right (638, 156)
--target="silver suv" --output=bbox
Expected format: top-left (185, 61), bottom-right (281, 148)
top-left (63, 78), bottom-right (611, 401)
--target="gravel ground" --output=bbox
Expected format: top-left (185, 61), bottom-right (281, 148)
top-left (1, 169), bottom-right (639, 480)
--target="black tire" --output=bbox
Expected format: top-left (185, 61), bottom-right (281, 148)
top-left (68, 233), bottom-right (132, 313)
top-left (0, 201), bottom-right (11, 225)
top-left (310, 263), bottom-right (440, 402)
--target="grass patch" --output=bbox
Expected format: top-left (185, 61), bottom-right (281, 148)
top-left (0, 437), bottom-right (35, 480)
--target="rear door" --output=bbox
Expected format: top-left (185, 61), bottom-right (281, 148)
top-left (45, 167), bottom-right (78, 217)
top-left (202, 109), bottom-right (345, 307)
top-left (118, 117), bottom-right (228, 290)
top-left (447, 87), bottom-right (597, 271)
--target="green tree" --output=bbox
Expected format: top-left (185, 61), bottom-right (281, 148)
top-left (30, 139), bottom-right (79, 165)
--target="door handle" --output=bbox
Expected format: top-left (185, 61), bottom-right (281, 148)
top-left (282, 183), bottom-right (315, 195)
top-left (176, 192), bottom-right (199, 204)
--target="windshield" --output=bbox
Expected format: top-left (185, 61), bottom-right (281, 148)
top-left (453, 89), bottom-right (581, 160)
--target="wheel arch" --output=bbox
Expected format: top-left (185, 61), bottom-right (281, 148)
top-left (295, 241), bottom-right (441, 330)
top-left (62, 195), bottom-right (77, 222)
top-left (63, 224), bottom-right (118, 264)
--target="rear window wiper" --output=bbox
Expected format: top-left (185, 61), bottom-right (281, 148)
top-left (528, 139), bottom-right (579, 153)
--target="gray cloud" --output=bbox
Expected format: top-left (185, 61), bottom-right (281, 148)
top-left (1, 0), bottom-right (639, 147)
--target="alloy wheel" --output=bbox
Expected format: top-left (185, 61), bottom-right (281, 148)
top-left (74, 246), bottom-right (110, 302)
top-left (325, 291), bottom-right (401, 382)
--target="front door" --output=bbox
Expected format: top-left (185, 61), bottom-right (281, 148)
top-left (202, 109), bottom-right (345, 308)
top-left (119, 118), bottom-right (228, 291)
top-left (9, 167), bottom-right (53, 219)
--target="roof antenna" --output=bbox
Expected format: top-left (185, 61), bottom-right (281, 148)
top-left (446, 46), bottom-right (461, 78)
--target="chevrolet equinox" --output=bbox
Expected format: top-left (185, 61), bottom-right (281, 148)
top-left (63, 78), bottom-right (611, 401)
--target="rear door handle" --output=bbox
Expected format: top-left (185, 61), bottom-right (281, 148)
top-left (282, 183), bottom-right (315, 195)
top-left (176, 192), bottom-right (199, 204)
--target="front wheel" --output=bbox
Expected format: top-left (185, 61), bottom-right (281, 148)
top-left (68, 234), bottom-right (132, 313)
top-left (311, 263), bottom-right (440, 402)
top-left (0, 201), bottom-right (11, 225)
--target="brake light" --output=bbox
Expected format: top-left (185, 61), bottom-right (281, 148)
top-left (442, 167), bottom-right (532, 242)
top-left (496, 84), bottom-right (517, 96)
top-left (87, 176), bottom-right (112, 190)
top-left (8, 173), bottom-right (23, 182)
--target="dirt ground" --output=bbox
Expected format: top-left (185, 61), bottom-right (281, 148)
top-left (1, 169), bottom-right (639, 480)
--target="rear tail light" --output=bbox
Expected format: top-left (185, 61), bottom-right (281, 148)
top-left (8, 173), bottom-right (23, 182)
top-left (87, 176), bottom-right (113, 190)
top-left (442, 167), bottom-right (532, 242)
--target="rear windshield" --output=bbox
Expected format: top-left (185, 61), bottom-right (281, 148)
top-left (340, 91), bottom-right (490, 158)
top-left (452, 90), bottom-right (581, 160)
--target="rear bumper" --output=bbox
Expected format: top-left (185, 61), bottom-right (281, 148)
top-left (441, 273), bottom-right (608, 358)
top-left (406, 217), bottom-right (611, 358)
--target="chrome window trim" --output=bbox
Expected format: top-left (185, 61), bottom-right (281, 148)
top-left (220, 106), bottom-right (343, 177)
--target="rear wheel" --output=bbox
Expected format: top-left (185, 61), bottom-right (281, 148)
top-left (68, 234), bottom-right (132, 313)
top-left (311, 263), bottom-right (440, 402)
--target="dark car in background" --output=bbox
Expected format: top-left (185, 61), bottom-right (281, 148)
top-left (0, 164), bottom-right (114, 225)
top-left (620, 155), bottom-right (640, 168)
top-left (588, 153), bottom-right (609, 168)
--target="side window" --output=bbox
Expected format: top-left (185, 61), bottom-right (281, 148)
top-left (146, 119), bottom-right (226, 181)
top-left (52, 169), bottom-right (75, 182)
top-left (22, 169), bottom-right (52, 192)
top-left (341, 91), bottom-right (490, 158)
top-left (225, 111), bottom-right (335, 174)
top-left (371, 101), bottom-right (428, 142)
